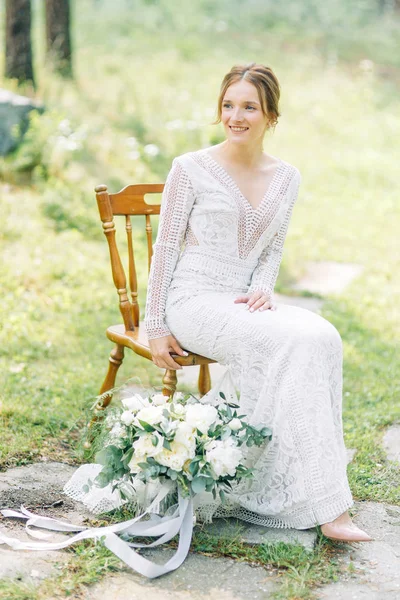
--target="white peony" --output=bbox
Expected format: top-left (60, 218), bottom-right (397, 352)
top-left (151, 393), bottom-right (169, 406)
top-left (121, 394), bottom-right (148, 412)
top-left (128, 453), bottom-right (143, 473)
top-left (228, 418), bottom-right (242, 431)
top-left (121, 410), bottom-right (136, 426)
top-left (132, 432), bottom-right (164, 457)
top-left (136, 405), bottom-right (164, 426)
top-left (186, 404), bottom-right (218, 434)
top-left (205, 437), bottom-right (243, 478)
top-left (157, 440), bottom-right (195, 471)
top-left (174, 422), bottom-right (197, 453)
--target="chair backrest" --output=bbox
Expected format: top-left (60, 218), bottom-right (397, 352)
top-left (95, 183), bottom-right (164, 332)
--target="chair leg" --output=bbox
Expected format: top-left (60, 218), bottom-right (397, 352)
top-left (98, 344), bottom-right (125, 403)
top-left (85, 344), bottom-right (125, 447)
top-left (198, 364), bottom-right (211, 397)
top-left (162, 369), bottom-right (177, 398)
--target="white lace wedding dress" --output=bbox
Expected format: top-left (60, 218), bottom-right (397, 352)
top-left (142, 148), bottom-right (354, 530)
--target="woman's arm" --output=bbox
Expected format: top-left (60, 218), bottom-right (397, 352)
top-left (246, 169), bottom-right (301, 302)
top-left (144, 157), bottom-right (195, 340)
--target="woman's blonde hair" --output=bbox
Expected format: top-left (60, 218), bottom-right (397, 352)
top-left (213, 63), bottom-right (281, 128)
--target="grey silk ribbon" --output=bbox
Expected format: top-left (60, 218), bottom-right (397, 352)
top-left (0, 481), bottom-right (194, 579)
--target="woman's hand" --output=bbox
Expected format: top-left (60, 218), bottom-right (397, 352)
top-left (148, 335), bottom-right (189, 370)
top-left (234, 290), bottom-right (277, 312)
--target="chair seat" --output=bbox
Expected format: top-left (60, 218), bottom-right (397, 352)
top-left (106, 323), bottom-right (216, 367)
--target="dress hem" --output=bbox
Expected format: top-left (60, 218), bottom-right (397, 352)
top-left (194, 488), bottom-right (354, 531)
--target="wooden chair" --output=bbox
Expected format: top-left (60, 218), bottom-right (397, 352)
top-left (91, 182), bottom-right (215, 422)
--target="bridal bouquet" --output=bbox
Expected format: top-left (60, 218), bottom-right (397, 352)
top-left (91, 387), bottom-right (272, 507)
top-left (0, 374), bottom-right (272, 579)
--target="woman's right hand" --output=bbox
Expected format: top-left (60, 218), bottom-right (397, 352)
top-left (148, 335), bottom-right (188, 370)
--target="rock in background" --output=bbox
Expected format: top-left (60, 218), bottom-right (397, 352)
top-left (0, 89), bottom-right (44, 155)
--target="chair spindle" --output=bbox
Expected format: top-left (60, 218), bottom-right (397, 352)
top-left (145, 214), bottom-right (153, 274)
top-left (125, 215), bottom-right (139, 327)
top-left (95, 185), bottom-right (134, 332)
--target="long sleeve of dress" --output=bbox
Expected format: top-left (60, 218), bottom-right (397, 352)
top-left (144, 157), bottom-right (196, 340)
top-left (247, 170), bottom-right (301, 300)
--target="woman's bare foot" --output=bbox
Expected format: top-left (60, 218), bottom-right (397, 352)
top-left (320, 510), bottom-right (373, 542)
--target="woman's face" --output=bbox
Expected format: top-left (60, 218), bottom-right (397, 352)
top-left (221, 79), bottom-right (270, 146)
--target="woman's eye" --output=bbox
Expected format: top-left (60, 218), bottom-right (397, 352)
top-left (222, 103), bottom-right (231, 108)
top-left (246, 106), bottom-right (255, 110)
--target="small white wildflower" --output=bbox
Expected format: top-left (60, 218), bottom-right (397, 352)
top-left (109, 423), bottom-right (126, 439)
top-left (127, 150), bottom-right (140, 160)
top-left (143, 144), bottom-right (160, 157)
top-left (126, 136), bottom-right (138, 148)
top-left (58, 119), bottom-right (72, 136)
top-left (165, 119), bottom-right (184, 130)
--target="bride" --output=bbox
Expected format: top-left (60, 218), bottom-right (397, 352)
top-left (144, 62), bottom-right (372, 542)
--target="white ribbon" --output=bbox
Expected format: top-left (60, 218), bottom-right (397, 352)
top-left (0, 481), bottom-right (194, 579)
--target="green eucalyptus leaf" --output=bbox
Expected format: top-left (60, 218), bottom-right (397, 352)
top-left (138, 420), bottom-right (156, 432)
top-left (191, 476), bottom-right (207, 493)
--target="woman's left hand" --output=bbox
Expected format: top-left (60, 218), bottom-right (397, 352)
top-left (234, 291), bottom-right (277, 312)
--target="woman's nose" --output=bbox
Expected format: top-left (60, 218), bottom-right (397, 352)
top-left (231, 107), bottom-right (244, 121)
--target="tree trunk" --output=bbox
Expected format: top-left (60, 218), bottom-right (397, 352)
top-left (45, 0), bottom-right (73, 77)
top-left (5, 0), bottom-right (35, 86)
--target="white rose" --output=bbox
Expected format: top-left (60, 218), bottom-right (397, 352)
top-left (186, 404), bottom-right (218, 434)
top-left (151, 393), bottom-right (168, 406)
top-left (173, 392), bottom-right (185, 401)
top-left (228, 418), bottom-right (242, 431)
top-left (157, 440), bottom-right (195, 471)
top-left (172, 403), bottom-right (186, 416)
top-left (121, 410), bottom-right (136, 426)
top-left (121, 394), bottom-right (148, 412)
top-left (132, 432), bottom-right (164, 457)
top-left (205, 437), bottom-right (243, 478)
top-left (136, 405), bottom-right (164, 426)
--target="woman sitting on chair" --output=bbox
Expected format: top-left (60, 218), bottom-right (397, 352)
top-left (145, 62), bottom-right (372, 542)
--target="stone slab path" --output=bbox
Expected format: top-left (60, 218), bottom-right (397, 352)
top-left (291, 261), bottom-right (364, 296)
top-left (1, 462), bottom-right (399, 599)
top-left (383, 425), bottom-right (400, 463)
top-left (85, 549), bottom-right (277, 600)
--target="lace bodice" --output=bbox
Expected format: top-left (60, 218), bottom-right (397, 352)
top-left (144, 148), bottom-right (301, 340)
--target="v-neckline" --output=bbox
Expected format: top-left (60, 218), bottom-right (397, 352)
top-left (201, 149), bottom-right (286, 213)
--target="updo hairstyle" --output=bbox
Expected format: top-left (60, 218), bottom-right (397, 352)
top-left (213, 63), bottom-right (281, 129)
